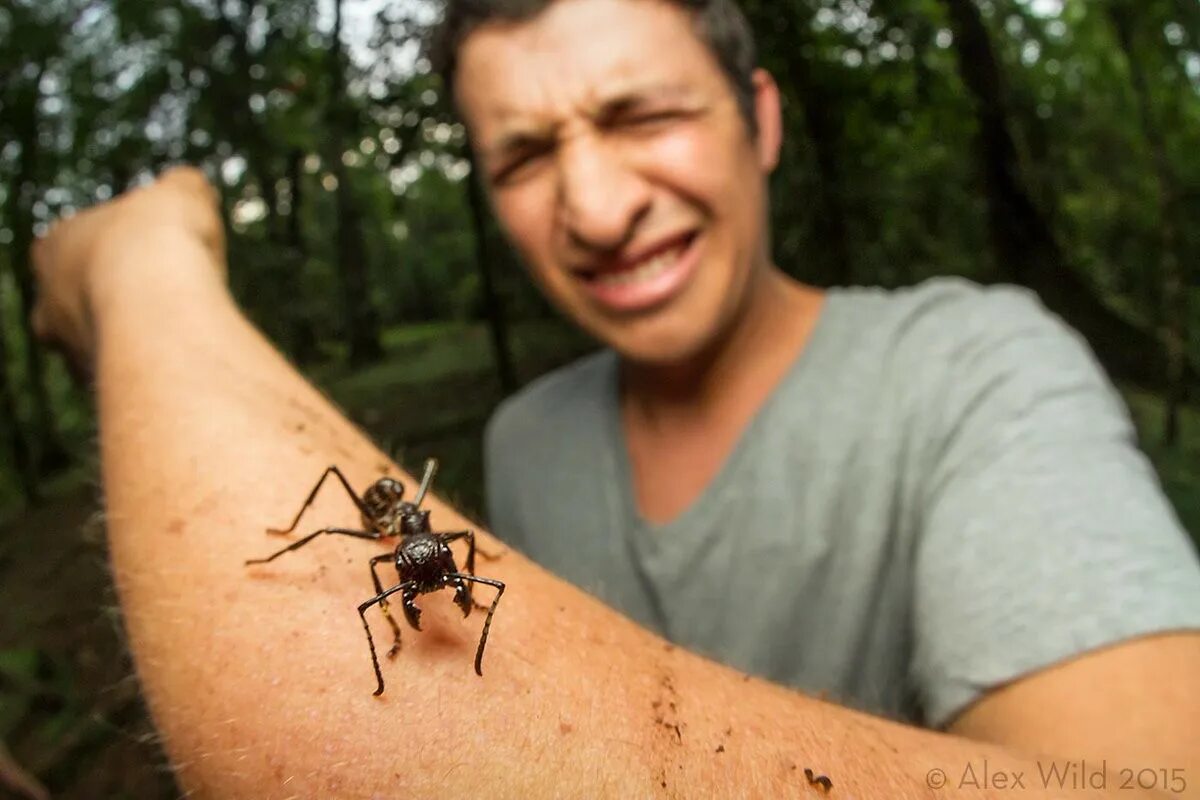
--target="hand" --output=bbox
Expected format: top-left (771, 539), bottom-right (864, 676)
top-left (30, 166), bottom-right (227, 375)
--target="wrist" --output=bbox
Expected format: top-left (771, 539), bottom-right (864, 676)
top-left (88, 224), bottom-right (230, 323)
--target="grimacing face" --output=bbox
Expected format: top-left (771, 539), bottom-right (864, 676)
top-left (454, 0), bottom-right (782, 365)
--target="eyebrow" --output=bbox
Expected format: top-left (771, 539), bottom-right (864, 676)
top-left (485, 82), bottom-right (699, 160)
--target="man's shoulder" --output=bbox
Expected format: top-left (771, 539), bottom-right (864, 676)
top-left (485, 348), bottom-right (615, 452)
top-left (897, 277), bottom-right (1104, 380)
top-left (839, 275), bottom-right (1065, 342)
top-left (831, 276), bottom-right (1094, 383)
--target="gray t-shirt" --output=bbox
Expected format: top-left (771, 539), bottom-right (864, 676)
top-left (483, 277), bottom-right (1200, 728)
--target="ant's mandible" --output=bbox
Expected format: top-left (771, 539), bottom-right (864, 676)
top-left (245, 458), bottom-right (505, 695)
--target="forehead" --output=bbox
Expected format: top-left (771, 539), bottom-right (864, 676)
top-left (454, 0), bottom-right (726, 133)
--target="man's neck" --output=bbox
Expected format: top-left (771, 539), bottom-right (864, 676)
top-left (619, 267), bottom-right (824, 429)
top-left (615, 266), bottom-right (824, 524)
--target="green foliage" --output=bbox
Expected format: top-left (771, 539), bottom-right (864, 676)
top-left (3, 4), bottom-right (1198, 794)
top-left (1123, 386), bottom-right (1200, 545)
top-left (0, 0), bottom-right (1197, 497)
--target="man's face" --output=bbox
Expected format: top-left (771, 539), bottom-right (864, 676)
top-left (455, 0), bottom-right (779, 364)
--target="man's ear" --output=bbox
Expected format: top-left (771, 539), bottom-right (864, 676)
top-left (752, 68), bottom-right (783, 172)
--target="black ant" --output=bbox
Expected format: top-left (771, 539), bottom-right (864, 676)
top-left (245, 458), bottom-right (505, 695)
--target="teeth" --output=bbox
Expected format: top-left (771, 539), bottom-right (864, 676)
top-left (594, 247), bottom-right (683, 287)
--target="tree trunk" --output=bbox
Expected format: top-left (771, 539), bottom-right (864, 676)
top-left (937, 0), bottom-right (1186, 391)
top-left (466, 151), bottom-right (518, 394)
top-left (329, 0), bottom-right (383, 366)
top-left (1107, 3), bottom-right (1188, 445)
top-left (744, 3), bottom-right (854, 286)
top-left (938, 0), bottom-right (1060, 282)
top-left (0, 305), bottom-right (39, 503)
top-left (286, 149), bottom-right (319, 365)
top-left (8, 73), bottom-right (69, 476)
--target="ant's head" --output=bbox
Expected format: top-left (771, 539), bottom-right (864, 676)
top-left (362, 477), bottom-right (405, 524)
top-left (400, 508), bottom-right (432, 537)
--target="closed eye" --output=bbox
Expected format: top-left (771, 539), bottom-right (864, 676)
top-left (491, 142), bottom-right (555, 185)
top-left (616, 110), bottom-right (680, 128)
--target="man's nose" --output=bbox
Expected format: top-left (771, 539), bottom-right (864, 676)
top-left (557, 137), bottom-right (651, 251)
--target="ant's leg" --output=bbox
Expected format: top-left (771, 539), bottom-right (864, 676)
top-left (448, 574), bottom-right (505, 676)
top-left (449, 574), bottom-right (473, 618)
top-left (438, 531), bottom-right (488, 612)
top-left (369, 553), bottom-right (403, 657)
top-left (401, 592), bottom-right (422, 631)
top-left (245, 527), bottom-right (381, 565)
top-left (267, 466), bottom-right (371, 535)
top-left (443, 529), bottom-right (505, 563)
top-left (358, 581), bottom-right (413, 696)
top-left (437, 530), bottom-right (476, 574)
top-left (474, 542), bottom-right (504, 561)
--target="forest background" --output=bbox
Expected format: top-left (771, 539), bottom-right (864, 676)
top-left (0, 0), bottom-right (1197, 796)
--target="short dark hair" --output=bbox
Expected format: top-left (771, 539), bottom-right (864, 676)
top-left (426, 0), bottom-right (760, 135)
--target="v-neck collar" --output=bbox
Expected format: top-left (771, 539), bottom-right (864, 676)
top-left (603, 288), bottom-right (848, 543)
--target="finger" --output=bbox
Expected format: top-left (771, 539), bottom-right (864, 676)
top-left (160, 165), bottom-right (214, 198)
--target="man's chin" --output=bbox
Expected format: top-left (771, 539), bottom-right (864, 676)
top-left (603, 326), bottom-right (718, 370)
top-left (563, 299), bottom-right (722, 368)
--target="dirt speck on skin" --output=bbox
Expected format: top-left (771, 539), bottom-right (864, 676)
top-left (166, 518), bottom-right (186, 535)
top-left (650, 669), bottom-right (685, 745)
top-left (715, 745), bottom-right (725, 753)
top-left (663, 643), bottom-right (675, 652)
top-left (559, 721), bottom-right (573, 735)
top-left (804, 768), bottom-right (833, 793)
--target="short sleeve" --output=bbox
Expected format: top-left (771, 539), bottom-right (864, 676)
top-left (910, 284), bottom-right (1200, 728)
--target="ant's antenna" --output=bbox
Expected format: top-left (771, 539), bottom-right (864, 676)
top-left (414, 458), bottom-right (438, 506)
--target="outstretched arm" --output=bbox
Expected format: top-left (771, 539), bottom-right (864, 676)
top-left (32, 169), bottom-right (1196, 798)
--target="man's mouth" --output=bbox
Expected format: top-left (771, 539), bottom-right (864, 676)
top-left (588, 239), bottom-right (691, 287)
top-left (574, 232), bottom-right (700, 313)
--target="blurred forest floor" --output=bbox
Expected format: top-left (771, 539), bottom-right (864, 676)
top-left (0, 318), bottom-right (1198, 799)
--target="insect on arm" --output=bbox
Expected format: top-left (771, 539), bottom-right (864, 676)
top-left (245, 457), bottom-right (507, 694)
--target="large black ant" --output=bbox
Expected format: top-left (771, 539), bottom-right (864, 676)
top-left (245, 458), bottom-right (505, 695)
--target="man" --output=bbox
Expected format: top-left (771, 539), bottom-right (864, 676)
top-left (466, 0), bottom-right (1200, 730)
top-left (29, 0), bottom-right (1200, 796)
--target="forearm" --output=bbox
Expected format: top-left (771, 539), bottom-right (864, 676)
top-left (93, 232), bottom-right (1153, 798)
